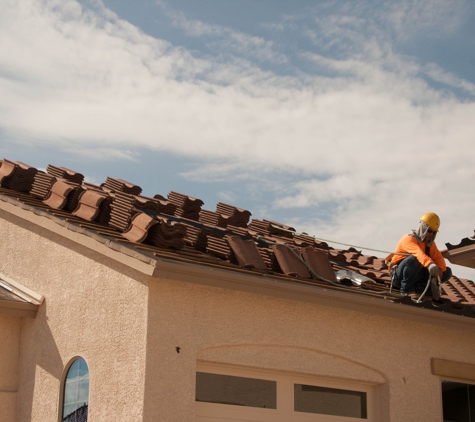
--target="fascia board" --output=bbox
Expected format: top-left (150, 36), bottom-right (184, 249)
top-left (0, 299), bottom-right (38, 318)
top-left (0, 272), bottom-right (44, 305)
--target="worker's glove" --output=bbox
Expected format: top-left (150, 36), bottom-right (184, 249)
top-left (428, 263), bottom-right (439, 277)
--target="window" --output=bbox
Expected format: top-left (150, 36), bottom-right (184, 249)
top-left (442, 380), bottom-right (475, 422)
top-left (196, 372), bottom-right (277, 409)
top-left (294, 383), bottom-right (367, 418)
top-left (61, 357), bottom-right (89, 422)
top-left (195, 363), bottom-right (373, 421)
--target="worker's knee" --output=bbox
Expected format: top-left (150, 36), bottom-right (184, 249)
top-left (441, 267), bottom-right (452, 283)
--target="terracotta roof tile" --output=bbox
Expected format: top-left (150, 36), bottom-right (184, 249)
top-left (146, 226), bottom-right (186, 250)
top-left (301, 247), bottom-right (338, 282)
top-left (216, 202), bottom-right (251, 227)
top-left (0, 159), bottom-right (37, 192)
top-left (168, 191), bottom-right (203, 220)
top-left (226, 235), bottom-right (268, 270)
top-left (103, 177), bottom-right (142, 195)
top-left (70, 189), bottom-right (108, 221)
top-left (206, 235), bottom-right (234, 261)
top-left (199, 209), bottom-right (231, 228)
top-left (46, 165), bottom-right (84, 184)
top-left (3, 158), bottom-right (475, 319)
top-left (136, 195), bottom-right (176, 215)
top-left (122, 212), bottom-right (158, 243)
top-left (31, 171), bottom-right (56, 199)
top-left (272, 244), bottom-right (311, 278)
top-left (43, 180), bottom-right (77, 210)
top-left (109, 191), bottom-right (136, 231)
top-left (446, 237), bottom-right (475, 251)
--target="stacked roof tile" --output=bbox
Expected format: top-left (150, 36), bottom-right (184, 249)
top-left (1, 157), bottom-right (475, 318)
top-left (109, 191), bottom-right (136, 231)
top-left (103, 177), bottom-right (141, 195)
top-left (199, 209), bottom-right (231, 228)
top-left (46, 165), bottom-right (84, 184)
top-left (168, 191), bottom-right (203, 220)
top-left (145, 216), bottom-right (187, 249)
top-left (31, 171), bottom-right (56, 200)
top-left (216, 202), bottom-right (251, 227)
top-left (0, 159), bottom-right (37, 192)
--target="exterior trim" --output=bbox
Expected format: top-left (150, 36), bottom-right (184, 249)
top-left (0, 272), bottom-right (44, 305)
top-left (432, 358), bottom-right (475, 382)
top-left (0, 300), bottom-right (38, 318)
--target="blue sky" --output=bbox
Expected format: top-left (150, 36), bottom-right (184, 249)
top-left (1, 0), bottom-right (475, 278)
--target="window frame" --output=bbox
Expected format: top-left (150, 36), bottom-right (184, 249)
top-left (58, 356), bottom-right (90, 422)
top-left (196, 362), bottom-right (375, 422)
top-left (440, 376), bottom-right (475, 422)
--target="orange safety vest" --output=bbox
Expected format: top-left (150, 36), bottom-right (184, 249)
top-left (390, 234), bottom-right (446, 271)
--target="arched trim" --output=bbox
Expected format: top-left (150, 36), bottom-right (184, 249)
top-left (197, 343), bottom-right (387, 384)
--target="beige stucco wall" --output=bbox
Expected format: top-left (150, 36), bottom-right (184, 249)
top-left (143, 276), bottom-right (475, 422)
top-left (0, 210), bottom-right (149, 422)
top-left (0, 315), bottom-right (21, 422)
top-left (3, 203), bottom-right (475, 422)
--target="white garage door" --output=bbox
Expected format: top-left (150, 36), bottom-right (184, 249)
top-left (196, 363), bottom-right (374, 422)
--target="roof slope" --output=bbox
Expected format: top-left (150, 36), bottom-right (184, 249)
top-left (1, 158), bottom-right (474, 319)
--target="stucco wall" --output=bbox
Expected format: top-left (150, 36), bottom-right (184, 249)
top-left (0, 315), bottom-right (21, 422)
top-left (0, 210), bottom-right (149, 422)
top-left (143, 276), bottom-right (475, 422)
top-left (3, 204), bottom-right (475, 422)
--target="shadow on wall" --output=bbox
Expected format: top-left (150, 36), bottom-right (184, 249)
top-left (19, 299), bottom-right (63, 421)
top-left (0, 208), bottom-right (150, 288)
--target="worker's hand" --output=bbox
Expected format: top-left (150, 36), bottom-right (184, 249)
top-left (428, 263), bottom-right (439, 277)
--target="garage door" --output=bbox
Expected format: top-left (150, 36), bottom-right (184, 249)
top-left (196, 363), bottom-right (374, 422)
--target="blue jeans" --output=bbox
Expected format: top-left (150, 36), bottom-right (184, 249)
top-left (395, 255), bottom-right (452, 295)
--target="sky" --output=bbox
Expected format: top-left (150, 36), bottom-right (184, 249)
top-left (1, 0), bottom-right (475, 279)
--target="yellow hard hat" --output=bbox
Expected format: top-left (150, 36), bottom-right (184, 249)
top-left (420, 212), bottom-right (440, 231)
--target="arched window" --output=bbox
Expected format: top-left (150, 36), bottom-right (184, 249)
top-left (61, 357), bottom-right (89, 422)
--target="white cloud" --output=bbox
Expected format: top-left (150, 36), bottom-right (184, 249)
top-left (1, 0), bottom-right (475, 279)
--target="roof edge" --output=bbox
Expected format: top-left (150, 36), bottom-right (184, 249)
top-left (0, 272), bottom-right (44, 305)
top-left (0, 195), bottom-right (158, 276)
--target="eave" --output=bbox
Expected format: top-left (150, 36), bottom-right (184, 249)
top-left (2, 193), bottom-right (475, 332)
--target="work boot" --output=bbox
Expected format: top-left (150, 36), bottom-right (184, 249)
top-left (430, 277), bottom-right (441, 301)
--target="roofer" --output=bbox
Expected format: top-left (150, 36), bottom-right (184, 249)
top-left (390, 212), bottom-right (452, 300)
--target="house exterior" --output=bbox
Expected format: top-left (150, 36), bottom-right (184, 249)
top-left (1, 158), bottom-right (475, 422)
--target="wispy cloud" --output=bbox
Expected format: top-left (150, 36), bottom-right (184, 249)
top-left (157, 1), bottom-right (288, 64)
top-left (381, 0), bottom-right (468, 40)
